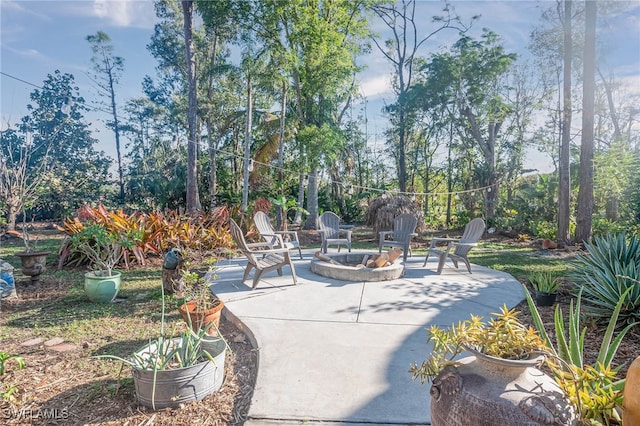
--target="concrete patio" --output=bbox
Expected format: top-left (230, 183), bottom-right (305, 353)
top-left (210, 248), bottom-right (526, 425)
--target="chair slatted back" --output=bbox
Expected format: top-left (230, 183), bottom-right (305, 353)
top-left (453, 218), bottom-right (486, 257)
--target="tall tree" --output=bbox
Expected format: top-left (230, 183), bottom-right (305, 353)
top-left (256, 0), bottom-right (371, 228)
top-left (575, 1), bottom-right (597, 243)
top-left (1, 72), bottom-right (110, 228)
top-left (558, 0), bottom-right (572, 247)
top-left (86, 31), bottom-right (126, 204)
top-left (181, 0), bottom-right (201, 212)
top-left (417, 31), bottom-right (516, 219)
top-left (371, 0), bottom-right (469, 193)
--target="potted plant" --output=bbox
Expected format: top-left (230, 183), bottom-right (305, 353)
top-left (98, 327), bottom-right (227, 409)
top-left (8, 213), bottom-right (51, 286)
top-left (70, 223), bottom-right (134, 303)
top-left (178, 259), bottom-right (224, 336)
top-left (94, 288), bottom-right (229, 410)
top-left (409, 306), bottom-right (577, 425)
top-left (527, 271), bottom-right (560, 306)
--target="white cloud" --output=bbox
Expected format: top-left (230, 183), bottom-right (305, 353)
top-left (359, 75), bottom-right (393, 98)
top-left (91, 0), bottom-right (156, 28)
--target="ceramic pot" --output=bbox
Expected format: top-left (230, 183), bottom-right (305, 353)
top-left (84, 271), bottom-right (121, 303)
top-left (429, 347), bottom-right (577, 425)
top-left (179, 299), bottom-right (225, 336)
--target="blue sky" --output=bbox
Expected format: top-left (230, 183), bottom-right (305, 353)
top-left (2, 0), bottom-right (639, 175)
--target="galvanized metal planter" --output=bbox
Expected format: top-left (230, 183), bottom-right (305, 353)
top-left (132, 337), bottom-right (226, 410)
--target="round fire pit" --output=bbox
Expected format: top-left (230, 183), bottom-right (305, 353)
top-left (310, 253), bottom-right (404, 282)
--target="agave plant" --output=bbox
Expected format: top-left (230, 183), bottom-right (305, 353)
top-left (569, 232), bottom-right (640, 325)
top-left (525, 286), bottom-right (637, 425)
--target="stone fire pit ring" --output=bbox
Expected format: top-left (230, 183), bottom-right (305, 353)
top-left (310, 253), bottom-right (404, 282)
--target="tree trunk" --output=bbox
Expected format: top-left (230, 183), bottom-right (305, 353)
top-left (242, 75), bottom-right (253, 212)
top-left (206, 121), bottom-right (218, 210)
top-left (557, 0), bottom-right (572, 248)
top-left (294, 172), bottom-right (305, 225)
top-left (575, 0), bottom-right (596, 244)
top-left (107, 72), bottom-right (125, 205)
top-left (276, 82), bottom-right (287, 229)
top-left (7, 202), bottom-right (19, 232)
top-left (182, 0), bottom-right (200, 213)
top-left (304, 170), bottom-right (318, 229)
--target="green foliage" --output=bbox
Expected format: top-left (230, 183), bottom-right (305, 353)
top-left (269, 195), bottom-right (309, 227)
top-left (1, 71), bottom-right (111, 223)
top-left (528, 271), bottom-right (560, 293)
top-left (0, 351), bottom-right (25, 402)
top-left (60, 205), bottom-right (235, 271)
top-left (95, 327), bottom-right (222, 371)
top-left (70, 223), bottom-right (135, 276)
top-left (569, 232), bottom-right (640, 324)
top-left (0, 351), bottom-right (25, 376)
top-left (409, 306), bottom-right (548, 384)
top-left (524, 287), bottom-right (635, 425)
top-left (530, 219), bottom-right (557, 240)
top-left (591, 218), bottom-right (626, 238)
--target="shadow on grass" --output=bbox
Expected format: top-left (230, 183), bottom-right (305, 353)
top-left (4, 285), bottom-right (183, 330)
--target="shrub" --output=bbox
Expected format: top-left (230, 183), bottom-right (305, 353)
top-left (569, 233), bottom-right (640, 325)
top-left (592, 218), bottom-right (626, 238)
top-left (409, 306), bottom-right (548, 384)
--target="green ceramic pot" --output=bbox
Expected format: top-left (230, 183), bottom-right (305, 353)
top-left (84, 271), bottom-right (121, 303)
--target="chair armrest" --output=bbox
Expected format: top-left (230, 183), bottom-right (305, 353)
top-left (428, 237), bottom-right (459, 249)
top-left (247, 245), bottom-right (290, 255)
top-left (246, 241), bottom-right (273, 249)
top-left (260, 233), bottom-right (285, 246)
top-left (274, 230), bottom-right (299, 242)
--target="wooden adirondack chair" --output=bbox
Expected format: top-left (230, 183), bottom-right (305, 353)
top-left (424, 218), bottom-right (486, 274)
top-left (253, 211), bottom-right (303, 260)
top-left (318, 211), bottom-right (352, 254)
top-left (229, 219), bottom-right (298, 289)
top-left (378, 213), bottom-right (418, 262)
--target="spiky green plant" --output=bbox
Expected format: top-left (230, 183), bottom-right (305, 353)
top-left (524, 286), bottom-right (637, 425)
top-left (569, 232), bottom-right (640, 324)
top-left (528, 271), bottom-right (560, 293)
top-left (409, 305), bottom-right (548, 384)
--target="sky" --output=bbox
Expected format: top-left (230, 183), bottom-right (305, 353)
top-left (2, 0), bottom-right (639, 176)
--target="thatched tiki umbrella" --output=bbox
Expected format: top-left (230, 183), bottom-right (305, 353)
top-left (366, 194), bottom-right (424, 236)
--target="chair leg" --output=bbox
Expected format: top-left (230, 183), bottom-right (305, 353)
top-left (451, 258), bottom-right (459, 269)
top-left (423, 252), bottom-right (431, 267)
top-left (277, 267), bottom-right (283, 276)
top-left (287, 253), bottom-right (298, 284)
top-left (243, 264), bottom-right (254, 282)
top-left (436, 253), bottom-right (447, 274)
top-left (402, 244), bottom-right (408, 262)
top-left (252, 269), bottom-right (265, 289)
top-left (297, 247), bottom-right (303, 260)
top-left (462, 257), bottom-right (472, 273)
